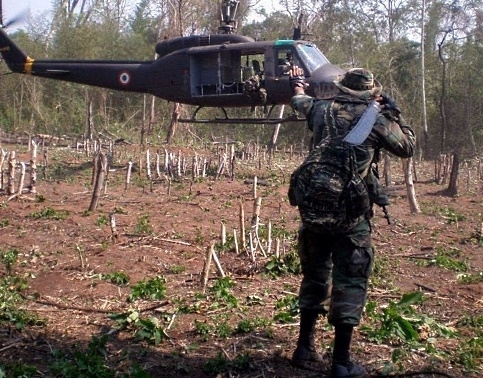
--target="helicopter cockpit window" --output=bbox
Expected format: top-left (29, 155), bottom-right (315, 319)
top-left (295, 43), bottom-right (330, 73)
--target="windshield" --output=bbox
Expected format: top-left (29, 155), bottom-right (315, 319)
top-left (295, 43), bottom-right (330, 73)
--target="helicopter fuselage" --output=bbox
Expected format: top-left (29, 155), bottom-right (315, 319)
top-left (0, 30), bottom-right (344, 111)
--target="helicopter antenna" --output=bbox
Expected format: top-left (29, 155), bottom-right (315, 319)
top-left (219, 0), bottom-right (239, 34)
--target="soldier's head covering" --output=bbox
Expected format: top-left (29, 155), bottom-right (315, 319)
top-left (334, 68), bottom-right (382, 98)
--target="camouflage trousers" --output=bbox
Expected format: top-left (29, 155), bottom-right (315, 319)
top-left (297, 220), bottom-right (373, 326)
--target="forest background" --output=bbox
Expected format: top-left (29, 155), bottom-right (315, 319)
top-left (0, 0), bottom-right (482, 159)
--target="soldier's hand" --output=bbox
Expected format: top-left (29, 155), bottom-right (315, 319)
top-left (378, 93), bottom-right (401, 114)
top-left (289, 66), bottom-right (308, 91)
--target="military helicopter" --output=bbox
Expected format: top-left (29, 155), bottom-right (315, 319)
top-left (0, 0), bottom-right (344, 124)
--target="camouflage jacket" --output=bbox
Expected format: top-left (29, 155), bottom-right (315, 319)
top-left (290, 92), bottom-right (416, 179)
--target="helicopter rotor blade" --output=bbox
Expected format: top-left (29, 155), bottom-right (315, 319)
top-left (1, 10), bottom-right (28, 29)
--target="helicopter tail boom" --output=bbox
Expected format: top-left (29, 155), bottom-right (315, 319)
top-left (0, 28), bottom-right (157, 94)
top-left (0, 28), bottom-right (30, 73)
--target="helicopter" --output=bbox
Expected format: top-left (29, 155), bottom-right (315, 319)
top-left (0, 0), bottom-right (344, 124)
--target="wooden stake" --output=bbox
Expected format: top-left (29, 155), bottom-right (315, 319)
top-left (17, 162), bottom-right (26, 195)
top-left (0, 149), bottom-right (6, 190)
top-left (221, 223), bottom-right (226, 246)
top-left (267, 220), bottom-right (272, 254)
top-left (7, 150), bottom-right (15, 195)
top-left (89, 152), bottom-right (107, 211)
top-left (252, 175), bottom-right (257, 198)
top-left (201, 243), bottom-right (215, 293)
top-left (146, 149), bottom-right (152, 180)
top-left (211, 249), bottom-right (225, 277)
top-left (109, 213), bottom-right (118, 242)
top-left (239, 201), bottom-right (246, 249)
top-left (233, 229), bottom-right (239, 254)
top-left (125, 161), bottom-right (133, 190)
top-left (29, 140), bottom-right (37, 194)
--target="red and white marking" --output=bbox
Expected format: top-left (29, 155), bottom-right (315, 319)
top-left (119, 72), bottom-right (131, 85)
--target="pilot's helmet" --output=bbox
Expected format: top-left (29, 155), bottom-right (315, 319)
top-left (334, 68), bottom-right (382, 97)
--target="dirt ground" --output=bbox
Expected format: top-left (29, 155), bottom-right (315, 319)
top-left (0, 143), bottom-right (482, 378)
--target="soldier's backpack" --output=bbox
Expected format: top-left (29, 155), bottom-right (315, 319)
top-left (288, 101), bottom-right (371, 233)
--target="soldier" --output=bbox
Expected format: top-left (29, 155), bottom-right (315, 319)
top-left (288, 66), bottom-right (416, 378)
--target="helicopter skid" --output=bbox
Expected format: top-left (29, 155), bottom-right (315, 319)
top-left (178, 113), bottom-right (305, 125)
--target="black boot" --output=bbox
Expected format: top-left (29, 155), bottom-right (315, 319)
top-left (291, 310), bottom-right (324, 370)
top-left (331, 325), bottom-right (366, 378)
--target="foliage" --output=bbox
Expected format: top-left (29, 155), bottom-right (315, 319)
top-left (362, 292), bottom-right (456, 349)
top-left (95, 214), bottom-right (109, 226)
top-left (423, 246), bottom-right (469, 272)
top-left (0, 248), bottom-right (18, 275)
top-left (50, 335), bottom-right (115, 378)
top-left (203, 351), bottom-right (253, 375)
top-left (109, 310), bottom-right (170, 346)
top-left (128, 276), bottom-right (167, 302)
top-left (273, 294), bottom-right (299, 323)
top-left (0, 363), bottom-right (38, 378)
top-left (101, 271), bottom-right (130, 286)
top-left (0, 276), bottom-right (43, 329)
top-left (457, 271), bottom-right (483, 284)
top-left (28, 207), bottom-right (69, 220)
top-left (264, 251), bottom-right (301, 278)
top-left (208, 277), bottom-right (239, 309)
top-left (133, 214), bottom-right (153, 235)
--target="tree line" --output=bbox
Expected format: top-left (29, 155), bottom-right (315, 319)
top-left (0, 0), bottom-right (482, 160)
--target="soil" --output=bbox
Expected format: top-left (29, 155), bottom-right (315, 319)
top-left (0, 143), bottom-right (482, 378)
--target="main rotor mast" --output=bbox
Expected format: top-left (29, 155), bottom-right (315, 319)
top-left (219, 0), bottom-right (239, 34)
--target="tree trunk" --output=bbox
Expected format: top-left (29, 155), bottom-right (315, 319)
top-left (446, 153), bottom-right (459, 197)
top-left (420, 0), bottom-right (430, 156)
top-left (166, 102), bottom-right (181, 144)
top-left (89, 151), bottom-right (107, 211)
top-left (402, 158), bottom-right (420, 214)
top-left (438, 34), bottom-right (449, 154)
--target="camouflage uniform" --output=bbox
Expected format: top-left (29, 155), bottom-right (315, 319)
top-left (291, 86), bottom-right (416, 327)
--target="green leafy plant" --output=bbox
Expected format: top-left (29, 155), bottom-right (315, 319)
top-left (425, 247), bottom-right (469, 272)
top-left (457, 271), bottom-right (483, 284)
top-left (101, 271), bottom-right (130, 286)
top-left (235, 316), bottom-right (271, 334)
top-left (454, 315), bottom-right (483, 371)
top-left (0, 248), bottom-right (18, 275)
top-left (208, 277), bottom-right (238, 309)
top-left (95, 214), bottom-right (109, 226)
top-left (167, 264), bottom-right (186, 274)
top-left (362, 292), bottom-right (456, 347)
top-left (50, 335), bottom-right (115, 377)
top-left (435, 206), bottom-right (467, 224)
top-left (133, 214), bottom-right (153, 235)
top-left (128, 276), bottom-right (166, 302)
top-left (273, 294), bottom-right (299, 323)
top-left (28, 207), bottom-right (69, 220)
top-left (0, 363), bottom-right (38, 377)
top-left (109, 310), bottom-right (169, 346)
top-left (0, 275), bottom-right (43, 329)
top-left (264, 251), bottom-right (301, 278)
top-left (203, 351), bottom-right (253, 375)
top-left (194, 319), bottom-right (214, 342)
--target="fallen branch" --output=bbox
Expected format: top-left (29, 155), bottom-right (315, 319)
top-left (27, 298), bottom-right (168, 314)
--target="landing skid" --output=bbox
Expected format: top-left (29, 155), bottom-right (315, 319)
top-left (178, 105), bottom-right (306, 124)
